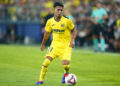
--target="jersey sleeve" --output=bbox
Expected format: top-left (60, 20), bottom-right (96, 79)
top-left (102, 8), bottom-right (107, 16)
top-left (45, 20), bottom-right (52, 32)
top-left (91, 10), bottom-right (94, 17)
top-left (67, 19), bottom-right (75, 30)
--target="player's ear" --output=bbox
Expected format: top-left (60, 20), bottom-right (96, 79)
top-left (53, 8), bottom-right (55, 10)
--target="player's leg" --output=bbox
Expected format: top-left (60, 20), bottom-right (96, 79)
top-left (93, 35), bottom-right (99, 52)
top-left (62, 60), bottom-right (70, 74)
top-left (62, 60), bottom-right (70, 84)
top-left (61, 47), bottom-right (72, 84)
top-left (91, 24), bottom-right (99, 52)
top-left (99, 25), bottom-right (105, 53)
top-left (36, 46), bottom-right (56, 85)
top-left (39, 56), bottom-right (53, 81)
top-left (36, 56), bottom-right (53, 85)
top-left (100, 32), bottom-right (105, 53)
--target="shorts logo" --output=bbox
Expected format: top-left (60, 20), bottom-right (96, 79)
top-left (61, 24), bottom-right (65, 27)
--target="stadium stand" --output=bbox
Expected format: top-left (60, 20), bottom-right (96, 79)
top-left (0, 0), bottom-right (120, 52)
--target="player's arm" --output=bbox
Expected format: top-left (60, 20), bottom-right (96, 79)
top-left (40, 20), bottom-right (51, 51)
top-left (70, 28), bottom-right (77, 48)
top-left (90, 10), bottom-right (98, 24)
top-left (40, 32), bottom-right (50, 51)
top-left (102, 8), bottom-right (108, 20)
top-left (90, 17), bottom-right (98, 24)
top-left (102, 14), bottom-right (108, 20)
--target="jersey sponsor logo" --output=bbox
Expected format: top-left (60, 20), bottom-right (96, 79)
top-left (52, 29), bottom-right (65, 34)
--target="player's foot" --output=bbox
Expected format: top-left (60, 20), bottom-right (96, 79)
top-left (62, 73), bottom-right (69, 84)
top-left (94, 50), bottom-right (98, 53)
top-left (101, 51), bottom-right (104, 53)
top-left (36, 81), bottom-right (43, 85)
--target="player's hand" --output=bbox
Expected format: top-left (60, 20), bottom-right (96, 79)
top-left (70, 41), bottom-right (75, 48)
top-left (40, 45), bottom-right (45, 51)
top-left (93, 21), bottom-right (98, 25)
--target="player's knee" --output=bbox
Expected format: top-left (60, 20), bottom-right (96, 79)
top-left (62, 60), bottom-right (70, 65)
top-left (100, 35), bottom-right (104, 39)
top-left (46, 56), bottom-right (53, 61)
top-left (92, 35), bottom-right (96, 39)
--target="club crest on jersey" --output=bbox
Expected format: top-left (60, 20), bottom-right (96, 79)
top-left (61, 24), bottom-right (65, 27)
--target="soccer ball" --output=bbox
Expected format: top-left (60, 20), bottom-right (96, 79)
top-left (65, 74), bottom-right (77, 85)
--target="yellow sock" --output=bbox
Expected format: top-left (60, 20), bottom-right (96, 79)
top-left (63, 65), bottom-right (70, 73)
top-left (39, 59), bottom-right (51, 81)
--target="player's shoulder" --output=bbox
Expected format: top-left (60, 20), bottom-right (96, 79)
top-left (63, 15), bottom-right (69, 19)
top-left (62, 16), bottom-right (70, 20)
top-left (92, 9), bottom-right (97, 12)
top-left (100, 8), bottom-right (105, 10)
top-left (100, 8), bottom-right (106, 11)
top-left (62, 16), bottom-right (72, 22)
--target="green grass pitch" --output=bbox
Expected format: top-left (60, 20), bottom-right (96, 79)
top-left (0, 45), bottom-right (120, 86)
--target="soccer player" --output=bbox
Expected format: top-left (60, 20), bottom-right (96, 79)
top-left (90, 1), bottom-right (108, 52)
top-left (36, 2), bottom-right (77, 85)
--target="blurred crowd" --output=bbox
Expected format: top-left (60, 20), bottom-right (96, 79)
top-left (0, 0), bottom-right (120, 52)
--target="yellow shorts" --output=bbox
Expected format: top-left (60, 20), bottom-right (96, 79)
top-left (45, 46), bottom-right (72, 61)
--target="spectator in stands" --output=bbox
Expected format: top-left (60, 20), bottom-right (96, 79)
top-left (106, 13), bottom-right (116, 52)
top-left (40, 7), bottom-right (53, 45)
top-left (0, 8), bottom-right (6, 21)
top-left (0, 0), bottom-right (119, 52)
top-left (4, 24), bottom-right (17, 43)
top-left (114, 13), bottom-right (120, 52)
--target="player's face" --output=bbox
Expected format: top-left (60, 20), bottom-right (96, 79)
top-left (54, 6), bottom-right (63, 18)
top-left (97, 3), bottom-right (102, 8)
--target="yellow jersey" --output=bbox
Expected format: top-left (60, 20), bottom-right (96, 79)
top-left (45, 16), bottom-right (74, 48)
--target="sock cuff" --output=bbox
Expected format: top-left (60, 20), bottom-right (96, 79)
top-left (63, 65), bottom-right (70, 68)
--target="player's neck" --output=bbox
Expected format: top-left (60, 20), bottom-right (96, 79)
top-left (97, 7), bottom-right (101, 9)
top-left (54, 16), bottom-right (61, 22)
